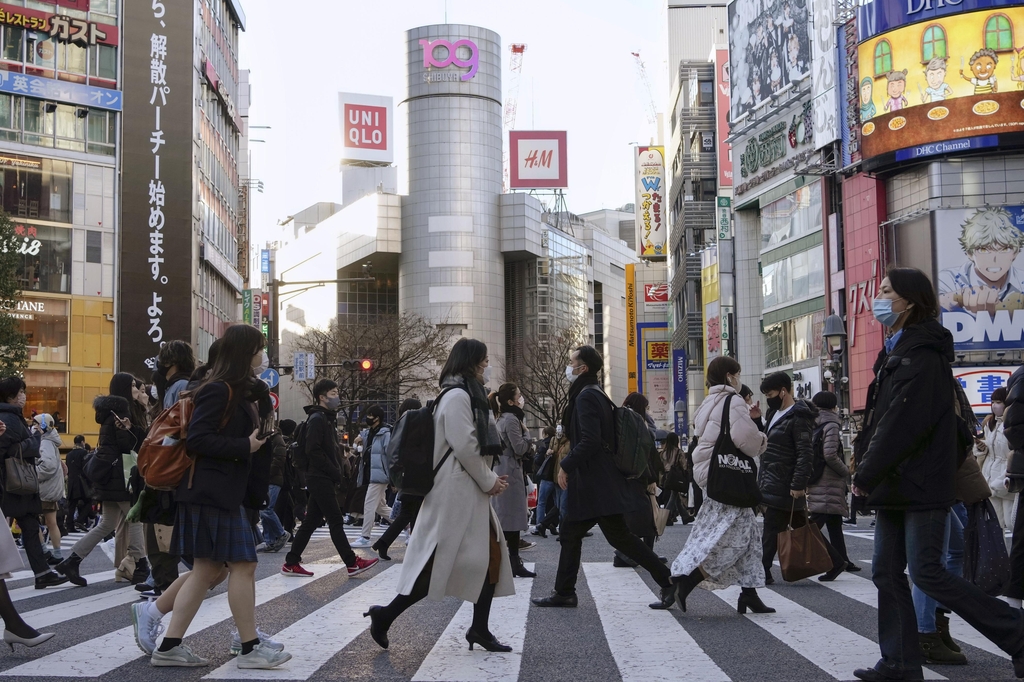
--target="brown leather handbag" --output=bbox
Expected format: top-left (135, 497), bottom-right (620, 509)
top-left (777, 499), bottom-right (834, 582)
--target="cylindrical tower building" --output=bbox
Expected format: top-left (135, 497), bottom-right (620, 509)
top-left (401, 25), bottom-right (505, 363)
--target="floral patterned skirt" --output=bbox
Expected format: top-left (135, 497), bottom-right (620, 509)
top-left (670, 494), bottom-right (765, 590)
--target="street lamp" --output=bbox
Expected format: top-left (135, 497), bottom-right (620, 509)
top-left (674, 399), bottom-right (687, 437)
top-left (822, 312), bottom-right (847, 414)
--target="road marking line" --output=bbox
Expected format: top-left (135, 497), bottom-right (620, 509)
top-left (713, 586), bottom-right (946, 681)
top-left (2, 564), bottom-right (348, 677)
top-left (21, 585), bottom-right (145, 628)
top-left (411, 564), bottom-right (534, 682)
top-left (202, 566), bottom-right (401, 680)
top-left (584, 562), bottom-right (731, 682)
top-left (9, 570), bottom-right (116, 602)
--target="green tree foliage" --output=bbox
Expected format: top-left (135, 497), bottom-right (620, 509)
top-left (0, 210), bottom-right (29, 376)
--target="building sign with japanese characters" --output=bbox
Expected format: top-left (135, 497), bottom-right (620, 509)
top-left (0, 3), bottom-right (118, 47)
top-left (637, 322), bottom-right (673, 432)
top-left (119, 0), bottom-right (194, 374)
top-left (954, 366), bottom-right (1014, 412)
top-left (634, 146), bottom-right (666, 258)
top-left (0, 71), bottom-right (121, 111)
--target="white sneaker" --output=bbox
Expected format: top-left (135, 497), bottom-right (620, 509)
top-left (150, 644), bottom-right (209, 667)
top-left (131, 601), bottom-right (164, 655)
top-left (350, 537), bottom-right (372, 547)
top-left (229, 628), bottom-right (285, 656)
top-left (236, 643), bottom-right (292, 669)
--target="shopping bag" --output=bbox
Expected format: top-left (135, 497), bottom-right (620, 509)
top-left (777, 501), bottom-right (833, 582)
top-left (651, 493), bottom-right (670, 536)
top-left (964, 499), bottom-right (1010, 596)
top-left (706, 395), bottom-right (762, 508)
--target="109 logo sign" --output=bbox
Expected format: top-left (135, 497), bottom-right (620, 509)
top-left (420, 38), bottom-right (478, 81)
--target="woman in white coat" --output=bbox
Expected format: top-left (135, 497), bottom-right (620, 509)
top-left (979, 388), bottom-right (1017, 529)
top-left (34, 414), bottom-right (66, 563)
top-left (364, 338), bottom-right (515, 652)
top-left (668, 356), bottom-right (774, 615)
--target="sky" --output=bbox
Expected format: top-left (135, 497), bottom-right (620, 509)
top-left (238, 0), bottom-right (666, 251)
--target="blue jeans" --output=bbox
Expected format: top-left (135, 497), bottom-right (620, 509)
top-left (873, 507), bottom-right (1024, 675)
top-left (912, 503), bottom-right (966, 633)
top-left (260, 484), bottom-right (285, 543)
top-left (536, 480), bottom-right (556, 526)
top-left (557, 484), bottom-right (568, 528)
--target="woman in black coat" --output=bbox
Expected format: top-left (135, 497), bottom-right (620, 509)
top-left (56, 373), bottom-right (147, 587)
top-left (613, 392), bottom-right (660, 567)
top-left (850, 267), bottom-right (1024, 682)
top-left (152, 324), bottom-right (290, 669)
top-left (0, 377), bottom-right (67, 588)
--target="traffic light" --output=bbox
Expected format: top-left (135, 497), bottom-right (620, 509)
top-left (341, 359), bottom-right (375, 372)
top-left (359, 359), bottom-right (373, 371)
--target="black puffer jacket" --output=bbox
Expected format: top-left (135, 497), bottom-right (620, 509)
top-left (301, 405), bottom-right (343, 484)
top-left (852, 319), bottom-right (957, 510)
top-left (91, 395), bottom-right (144, 502)
top-left (1000, 366), bottom-right (1024, 486)
top-left (0, 402), bottom-right (42, 517)
top-left (758, 400), bottom-right (818, 510)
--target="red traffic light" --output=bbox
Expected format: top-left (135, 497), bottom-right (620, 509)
top-left (359, 359), bottom-right (373, 371)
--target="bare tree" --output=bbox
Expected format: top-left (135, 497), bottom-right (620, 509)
top-left (504, 323), bottom-right (588, 430)
top-left (292, 312), bottom-right (458, 439)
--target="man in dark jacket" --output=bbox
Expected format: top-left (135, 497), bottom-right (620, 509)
top-left (532, 346), bottom-right (675, 609)
top-left (65, 434), bottom-right (92, 531)
top-left (0, 376), bottom-right (69, 588)
top-left (258, 427), bottom-right (290, 553)
top-left (282, 380), bottom-right (378, 578)
top-left (758, 371), bottom-right (818, 584)
top-left (998, 365), bottom-right (1024, 607)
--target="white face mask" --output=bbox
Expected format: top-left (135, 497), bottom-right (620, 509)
top-left (565, 365), bottom-right (578, 383)
top-left (517, 395), bottom-right (525, 408)
top-left (556, 425), bottom-right (563, 437)
top-left (482, 366), bottom-right (493, 384)
top-left (255, 350), bottom-right (269, 375)
top-left (356, 445), bottom-right (363, 453)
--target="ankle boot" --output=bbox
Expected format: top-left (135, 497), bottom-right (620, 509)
top-left (920, 632), bottom-right (967, 665)
top-left (511, 556), bottom-right (536, 578)
top-left (934, 611), bottom-right (961, 654)
top-left (737, 587), bottom-right (776, 614)
top-left (54, 553), bottom-right (87, 586)
top-left (650, 567), bottom-right (703, 611)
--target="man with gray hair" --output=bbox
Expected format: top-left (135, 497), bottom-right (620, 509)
top-left (938, 207), bottom-right (1024, 314)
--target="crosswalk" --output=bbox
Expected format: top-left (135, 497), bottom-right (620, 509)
top-left (3, 554), bottom-right (1020, 681)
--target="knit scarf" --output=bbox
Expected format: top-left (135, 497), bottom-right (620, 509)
top-left (441, 373), bottom-right (502, 459)
top-left (562, 372), bottom-right (601, 433)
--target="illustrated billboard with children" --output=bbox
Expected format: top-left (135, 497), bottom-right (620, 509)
top-left (857, 4), bottom-right (1024, 167)
top-left (936, 205), bottom-right (1024, 351)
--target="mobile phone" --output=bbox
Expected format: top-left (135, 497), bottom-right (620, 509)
top-left (257, 429), bottom-right (278, 440)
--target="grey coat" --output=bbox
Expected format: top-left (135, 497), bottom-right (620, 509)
top-left (492, 411), bottom-right (531, 532)
top-left (806, 409), bottom-right (849, 516)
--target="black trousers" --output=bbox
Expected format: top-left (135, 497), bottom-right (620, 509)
top-left (810, 512), bottom-right (851, 566)
top-left (68, 498), bottom-right (92, 526)
top-left (13, 513), bottom-right (48, 576)
top-left (378, 552), bottom-right (495, 633)
top-left (144, 523), bottom-right (179, 589)
top-left (375, 494), bottom-right (423, 551)
top-left (1007, 492), bottom-right (1024, 599)
top-left (285, 476), bottom-right (356, 567)
top-left (555, 514), bottom-right (671, 596)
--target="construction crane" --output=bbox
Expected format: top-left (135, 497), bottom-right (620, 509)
top-left (632, 51), bottom-right (658, 125)
top-left (503, 43), bottom-right (527, 192)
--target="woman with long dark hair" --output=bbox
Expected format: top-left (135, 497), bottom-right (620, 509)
top-left (364, 338), bottom-right (515, 652)
top-left (149, 325), bottom-right (290, 669)
top-left (851, 267), bottom-right (1024, 682)
top-left (490, 383), bottom-right (536, 578)
top-left (57, 373), bottom-right (148, 587)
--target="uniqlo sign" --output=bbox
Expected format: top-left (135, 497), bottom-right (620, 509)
top-left (339, 92), bottom-right (393, 164)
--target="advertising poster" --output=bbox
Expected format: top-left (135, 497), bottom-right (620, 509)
top-left (637, 323), bottom-right (672, 432)
top-left (626, 263), bottom-right (638, 393)
top-left (858, 5), bottom-right (1024, 167)
top-left (714, 49), bottom-right (733, 188)
top-left (936, 205), bottom-right (1024, 351)
top-left (728, 0), bottom-right (811, 123)
top-left (339, 92), bottom-right (394, 164)
top-left (702, 245), bottom-right (721, 373)
top-left (634, 146), bottom-right (666, 258)
top-left (643, 283), bottom-right (669, 312)
top-left (954, 366), bottom-right (1014, 412)
top-left (509, 131), bottom-right (568, 189)
top-left (673, 349), bottom-right (688, 435)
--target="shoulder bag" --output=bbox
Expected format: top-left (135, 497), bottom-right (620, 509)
top-left (706, 394), bottom-right (763, 508)
top-left (5, 443), bottom-right (39, 496)
top-left (777, 498), bottom-right (834, 582)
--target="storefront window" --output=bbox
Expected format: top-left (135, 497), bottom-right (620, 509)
top-left (761, 180), bottom-right (823, 252)
top-left (2, 26), bottom-right (22, 61)
top-left (0, 155), bottom-right (72, 223)
top-left (764, 311), bottom-right (825, 369)
top-left (762, 245), bottom-right (825, 311)
top-left (14, 297), bottom-right (69, 364)
top-left (9, 224), bottom-right (71, 293)
top-left (23, 369), bottom-right (68, 433)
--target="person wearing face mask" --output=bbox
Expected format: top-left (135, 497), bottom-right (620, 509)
top-left (281, 379), bottom-right (379, 579)
top-left (490, 383), bottom-right (536, 578)
top-left (533, 424), bottom-right (570, 536)
top-left (851, 267), bottom-right (1024, 682)
top-left (978, 388), bottom-right (1017, 530)
top-left (353, 405), bottom-right (392, 548)
top-left (531, 426), bottom-right (557, 537)
top-left (757, 370), bottom-right (820, 585)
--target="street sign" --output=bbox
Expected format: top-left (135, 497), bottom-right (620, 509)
top-left (269, 392), bottom-right (279, 410)
top-left (251, 293), bottom-right (262, 329)
top-left (306, 352), bottom-right (315, 378)
top-left (260, 367), bottom-right (280, 388)
top-left (293, 352), bottom-right (315, 381)
top-left (260, 250), bottom-right (270, 274)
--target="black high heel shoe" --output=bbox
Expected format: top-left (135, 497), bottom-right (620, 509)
top-left (648, 582), bottom-right (677, 610)
top-left (362, 606), bottom-right (390, 649)
top-left (371, 542), bottom-right (391, 561)
top-left (737, 588), bottom-right (776, 614)
top-left (466, 629), bottom-right (512, 652)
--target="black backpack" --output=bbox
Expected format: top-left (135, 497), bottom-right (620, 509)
top-left (386, 386), bottom-right (466, 496)
top-left (808, 421), bottom-right (829, 484)
top-left (288, 418), bottom-right (312, 472)
top-left (582, 385), bottom-right (655, 480)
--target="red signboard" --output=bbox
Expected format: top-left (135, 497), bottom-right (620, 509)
top-left (644, 283), bottom-right (669, 303)
top-left (343, 104), bottom-right (388, 151)
top-left (509, 130), bottom-right (568, 189)
top-left (715, 49), bottom-right (733, 188)
top-left (0, 3), bottom-right (118, 47)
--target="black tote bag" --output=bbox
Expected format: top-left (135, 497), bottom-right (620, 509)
top-left (706, 394), bottom-right (763, 508)
top-left (964, 499), bottom-right (1010, 597)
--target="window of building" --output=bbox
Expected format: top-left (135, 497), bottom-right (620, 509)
top-left (761, 245), bottom-right (825, 311)
top-left (90, 44), bottom-right (116, 80)
top-left (86, 230), bottom-right (102, 264)
top-left (763, 311), bottom-right (825, 369)
top-left (23, 369), bottom-right (68, 430)
top-left (985, 14), bottom-right (1013, 51)
top-left (0, 95), bottom-right (113, 156)
top-left (0, 156), bottom-right (72, 223)
top-left (761, 180), bottom-right (823, 252)
top-left (594, 282), bottom-right (604, 348)
top-left (699, 81), bottom-right (713, 105)
top-left (2, 26), bottom-right (22, 61)
top-left (13, 224), bottom-right (71, 293)
top-left (874, 40), bottom-right (892, 75)
top-left (15, 297), bottom-right (70, 364)
top-left (922, 25), bottom-right (947, 62)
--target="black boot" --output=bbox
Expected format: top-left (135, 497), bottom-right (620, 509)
top-left (371, 541), bottom-right (391, 561)
top-left (54, 553), bottom-right (87, 586)
top-left (511, 556), bottom-right (536, 578)
top-left (650, 567), bottom-right (703, 611)
top-left (34, 571), bottom-right (70, 589)
top-left (131, 557), bottom-right (150, 585)
top-left (737, 587), bottom-right (776, 614)
top-left (362, 606), bottom-right (390, 649)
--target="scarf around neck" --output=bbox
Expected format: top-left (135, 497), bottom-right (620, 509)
top-left (562, 372), bottom-right (601, 434)
top-left (441, 373), bottom-right (502, 458)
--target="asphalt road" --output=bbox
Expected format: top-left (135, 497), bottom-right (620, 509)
top-left (2, 517), bottom-right (1021, 681)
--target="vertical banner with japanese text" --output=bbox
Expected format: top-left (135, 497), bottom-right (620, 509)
top-left (634, 146), bottom-right (666, 258)
top-left (626, 263), bottom-right (638, 394)
top-left (119, 0), bottom-right (194, 374)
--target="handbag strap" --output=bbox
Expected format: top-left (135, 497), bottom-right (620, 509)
top-left (721, 394), bottom-right (734, 440)
top-left (789, 496), bottom-right (797, 529)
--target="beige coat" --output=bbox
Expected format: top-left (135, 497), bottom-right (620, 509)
top-left (691, 384), bottom-right (768, 489)
top-left (396, 387), bottom-right (514, 603)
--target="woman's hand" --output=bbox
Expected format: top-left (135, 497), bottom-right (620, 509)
top-left (488, 475), bottom-right (509, 496)
top-left (248, 429), bottom-right (268, 454)
top-left (114, 415), bottom-right (131, 430)
top-left (749, 401), bottom-right (762, 420)
top-left (0, 420), bottom-right (6, 436)
top-left (852, 484), bottom-right (868, 498)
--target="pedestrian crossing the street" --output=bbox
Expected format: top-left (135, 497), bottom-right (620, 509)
top-left (3, 549), bottom-right (1021, 681)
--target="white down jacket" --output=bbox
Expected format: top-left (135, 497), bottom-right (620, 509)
top-left (691, 384), bottom-right (768, 490)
